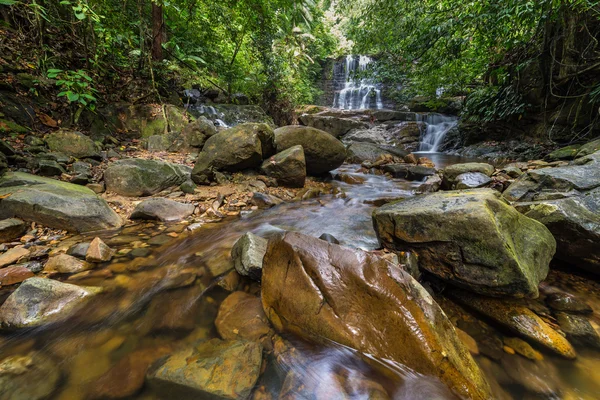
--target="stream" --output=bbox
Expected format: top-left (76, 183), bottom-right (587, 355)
top-left (1, 155), bottom-right (599, 400)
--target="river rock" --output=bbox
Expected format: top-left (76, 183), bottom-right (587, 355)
top-left (382, 164), bottom-right (436, 181)
top-left (545, 292), bottom-right (593, 314)
top-left (576, 137), bottom-right (600, 157)
top-left (455, 172), bottom-right (492, 189)
top-left (555, 312), bottom-right (600, 349)
top-left (231, 232), bottom-right (267, 280)
top-left (0, 351), bottom-right (60, 400)
top-left (450, 289), bottom-right (576, 358)
top-left (346, 142), bottom-right (405, 163)
top-left (130, 198), bottom-right (195, 222)
top-left (547, 145), bottom-right (581, 161)
top-left (299, 114), bottom-right (368, 138)
top-left (0, 266), bottom-right (34, 286)
top-left (86, 237), bottom-right (113, 263)
top-left (0, 172), bottom-right (122, 232)
top-left (45, 129), bottom-right (100, 159)
top-left (44, 253), bottom-right (94, 274)
top-left (261, 232), bottom-right (491, 400)
top-left (0, 218), bottom-right (27, 243)
top-left (104, 159), bottom-right (190, 197)
top-left (373, 189), bottom-right (555, 298)
top-left (260, 145), bottom-right (306, 188)
top-left (500, 355), bottom-right (561, 396)
top-left (147, 339), bottom-right (262, 399)
top-left (180, 116), bottom-right (218, 148)
top-left (0, 277), bottom-right (101, 329)
top-left (216, 291), bottom-right (273, 344)
top-left (274, 126), bottom-right (346, 175)
top-left (443, 163), bottom-right (494, 188)
top-left (0, 247), bottom-right (30, 268)
top-left (191, 124), bottom-right (268, 184)
top-left (251, 192), bottom-right (283, 209)
top-left (67, 242), bottom-right (90, 259)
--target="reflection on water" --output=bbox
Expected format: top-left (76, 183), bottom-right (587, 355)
top-left (0, 159), bottom-right (599, 400)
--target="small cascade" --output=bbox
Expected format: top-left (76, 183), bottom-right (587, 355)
top-left (417, 114), bottom-right (458, 153)
top-left (333, 55), bottom-right (383, 110)
top-left (187, 104), bottom-right (230, 128)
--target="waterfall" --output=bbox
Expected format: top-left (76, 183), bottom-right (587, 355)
top-left (417, 114), bottom-right (458, 153)
top-left (333, 55), bottom-right (383, 110)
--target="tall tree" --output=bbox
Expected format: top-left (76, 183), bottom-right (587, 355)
top-left (151, 0), bottom-right (165, 61)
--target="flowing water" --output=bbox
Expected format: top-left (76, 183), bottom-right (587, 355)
top-left (1, 157), bottom-right (599, 399)
top-left (333, 55), bottom-right (384, 110)
top-left (417, 114), bottom-right (459, 153)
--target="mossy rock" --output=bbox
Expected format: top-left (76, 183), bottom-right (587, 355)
top-left (0, 119), bottom-right (29, 134)
top-left (576, 138), bottom-right (600, 157)
top-left (45, 129), bottom-right (100, 159)
top-left (547, 145), bottom-right (581, 161)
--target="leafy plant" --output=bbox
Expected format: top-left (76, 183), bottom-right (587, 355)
top-left (47, 69), bottom-right (98, 123)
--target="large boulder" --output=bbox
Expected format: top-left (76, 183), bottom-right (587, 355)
top-left (261, 232), bottom-right (491, 400)
top-left (45, 129), bottom-right (100, 159)
top-left (0, 172), bottom-right (122, 233)
top-left (191, 123), bottom-right (273, 184)
top-left (179, 116), bottom-right (218, 148)
top-left (104, 159), bottom-right (190, 197)
top-left (130, 198), bottom-right (195, 222)
top-left (0, 277), bottom-right (101, 329)
top-left (373, 189), bottom-right (556, 298)
top-left (147, 339), bottom-right (262, 399)
top-left (346, 142), bottom-right (405, 164)
top-left (274, 126), bottom-right (346, 175)
top-left (260, 145), bottom-right (306, 188)
top-left (299, 114), bottom-right (368, 138)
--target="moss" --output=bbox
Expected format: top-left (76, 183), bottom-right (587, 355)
top-left (0, 119), bottom-right (29, 134)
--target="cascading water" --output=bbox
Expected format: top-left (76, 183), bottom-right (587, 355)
top-left (417, 114), bottom-right (458, 153)
top-left (333, 55), bottom-right (383, 110)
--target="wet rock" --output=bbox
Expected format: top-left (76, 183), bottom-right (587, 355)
top-left (67, 242), bottom-right (90, 259)
top-left (500, 355), bottom-right (561, 396)
top-left (299, 114), bottom-right (368, 138)
top-left (555, 312), bottom-right (600, 349)
top-left (0, 266), bottom-right (34, 286)
top-left (147, 339), bottom-right (262, 399)
top-left (382, 164), bottom-right (436, 181)
top-left (450, 290), bottom-right (576, 358)
top-left (0, 247), bottom-right (30, 268)
top-left (346, 142), bottom-right (404, 164)
top-left (251, 192), bottom-right (283, 209)
top-left (373, 189), bottom-right (555, 298)
top-left (260, 145), bottom-right (306, 188)
top-left (319, 233), bottom-right (340, 244)
top-left (216, 291), bottom-right (273, 345)
top-left (0, 172), bottom-right (122, 232)
top-left (140, 285), bottom-right (208, 332)
top-left (416, 174), bottom-right (442, 193)
top-left (261, 232), bottom-right (492, 400)
top-left (443, 163), bottom-right (494, 188)
top-left (0, 218), bottom-right (27, 243)
top-left (0, 277), bottom-right (101, 329)
top-left (191, 123), bottom-right (269, 184)
top-left (44, 253), bottom-right (94, 274)
top-left (130, 198), bottom-right (195, 222)
top-left (86, 237), bottom-right (114, 263)
top-left (0, 351), bottom-right (60, 400)
top-left (503, 337), bottom-right (543, 361)
top-left (456, 328), bottom-right (479, 355)
top-left (546, 292), bottom-right (593, 314)
top-left (231, 232), bottom-right (267, 280)
top-left (274, 126), bottom-right (346, 175)
top-left (455, 172), bottom-right (492, 189)
top-left (104, 159), bottom-right (191, 197)
top-left (45, 129), bottom-right (100, 159)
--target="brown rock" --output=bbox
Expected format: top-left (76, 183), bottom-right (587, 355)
top-left (86, 237), bottom-right (114, 263)
top-left (44, 253), bottom-right (94, 274)
top-left (0, 247), bottom-right (30, 268)
top-left (216, 291), bottom-right (273, 347)
top-left (0, 218), bottom-right (27, 243)
top-left (0, 266), bottom-right (34, 286)
top-left (261, 232), bottom-right (491, 400)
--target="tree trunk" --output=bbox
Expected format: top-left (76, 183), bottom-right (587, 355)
top-left (151, 2), bottom-right (165, 61)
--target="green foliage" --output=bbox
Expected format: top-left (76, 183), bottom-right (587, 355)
top-left (47, 69), bottom-right (98, 122)
top-left (463, 86), bottom-right (527, 123)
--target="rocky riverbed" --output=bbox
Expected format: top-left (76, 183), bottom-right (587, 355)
top-left (0, 104), bottom-right (599, 400)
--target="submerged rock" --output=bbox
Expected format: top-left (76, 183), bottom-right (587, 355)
top-left (130, 198), bottom-right (195, 222)
top-left (0, 277), bottom-right (101, 329)
top-left (274, 126), bottom-right (346, 175)
top-left (260, 145), bottom-right (306, 188)
top-left (147, 339), bottom-right (262, 399)
top-left (261, 232), bottom-right (491, 400)
top-left (104, 159), bottom-right (190, 197)
top-left (545, 292), bottom-right (593, 314)
top-left (373, 189), bottom-right (555, 298)
top-left (231, 232), bottom-right (267, 280)
top-left (555, 312), bottom-right (600, 349)
top-left (44, 253), bottom-right (94, 274)
top-left (450, 289), bottom-right (576, 359)
top-left (0, 351), bottom-right (60, 400)
top-left (0, 172), bottom-right (122, 233)
top-left (215, 291), bottom-right (273, 344)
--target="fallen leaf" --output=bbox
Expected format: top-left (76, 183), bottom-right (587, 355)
top-left (38, 113), bottom-right (58, 127)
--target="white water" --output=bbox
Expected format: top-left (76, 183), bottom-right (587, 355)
top-left (417, 114), bottom-right (458, 153)
top-left (333, 55), bottom-right (383, 110)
